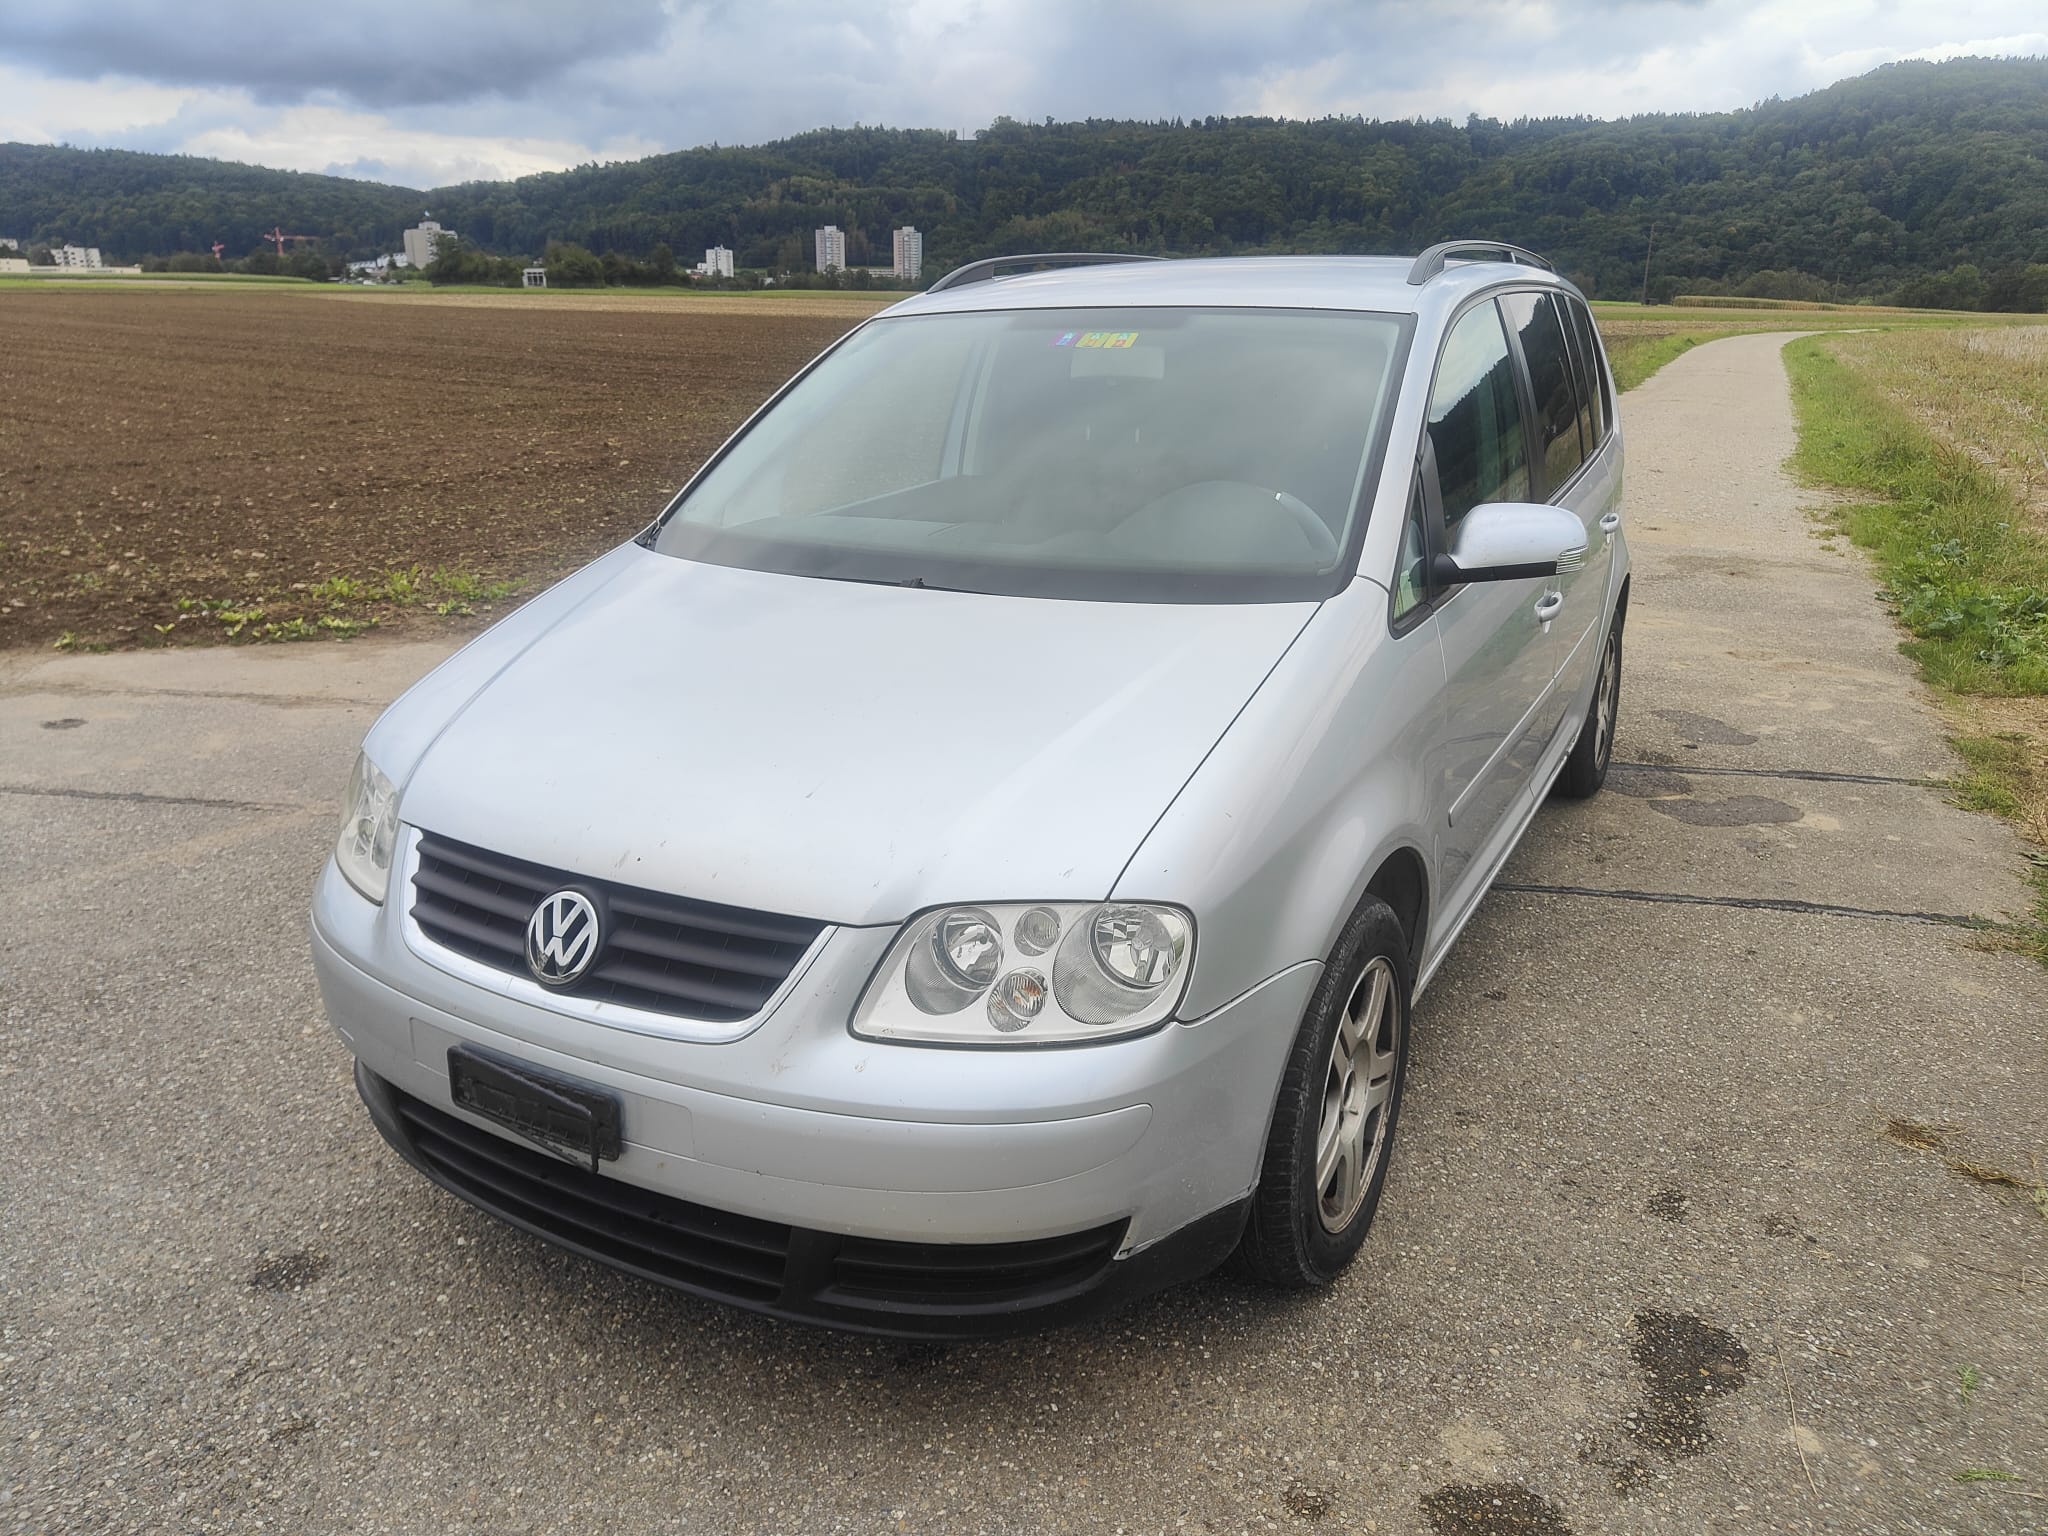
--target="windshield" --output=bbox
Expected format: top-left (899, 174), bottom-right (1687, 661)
top-left (649, 306), bottom-right (1410, 603)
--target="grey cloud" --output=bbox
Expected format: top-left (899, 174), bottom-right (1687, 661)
top-left (544, 0), bottom-right (1739, 165)
top-left (567, 0), bottom-right (1711, 148)
top-left (0, 0), bottom-right (669, 106)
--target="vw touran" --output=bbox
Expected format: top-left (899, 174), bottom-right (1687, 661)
top-left (312, 244), bottom-right (1629, 1335)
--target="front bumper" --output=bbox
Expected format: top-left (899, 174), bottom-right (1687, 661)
top-left (357, 1060), bottom-right (1249, 1337)
top-left (312, 858), bottom-right (1317, 1332)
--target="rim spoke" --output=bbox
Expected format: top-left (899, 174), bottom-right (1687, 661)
top-left (1330, 1132), bottom-right (1360, 1214)
top-left (1315, 1107), bottom-right (1344, 1192)
top-left (1360, 965), bottom-right (1391, 1042)
top-left (1336, 1000), bottom-right (1364, 1058)
top-left (1361, 1071), bottom-right (1394, 1119)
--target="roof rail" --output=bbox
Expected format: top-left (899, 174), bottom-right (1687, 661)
top-left (927, 251), bottom-right (1167, 293)
top-left (1405, 241), bottom-right (1555, 286)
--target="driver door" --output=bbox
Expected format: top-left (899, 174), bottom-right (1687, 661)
top-left (1418, 299), bottom-right (1561, 910)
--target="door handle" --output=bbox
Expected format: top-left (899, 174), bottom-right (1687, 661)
top-left (1534, 591), bottom-right (1563, 625)
top-left (1599, 512), bottom-right (1622, 534)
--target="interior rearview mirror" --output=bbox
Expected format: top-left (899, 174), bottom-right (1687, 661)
top-left (1431, 502), bottom-right (1588, 585)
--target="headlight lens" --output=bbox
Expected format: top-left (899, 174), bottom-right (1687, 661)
top-left (1013, 906), bottom-right (1061, 956)
top-left (335, 750), bottom-right (399, 903)
top-left (1091, 905), bottom-right (1180, 987)
top-left (854, 902), bottom-right (1192, 1045)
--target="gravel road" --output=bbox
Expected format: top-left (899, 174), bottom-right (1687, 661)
top-left (4, 332), bottom-right (2044, 1535)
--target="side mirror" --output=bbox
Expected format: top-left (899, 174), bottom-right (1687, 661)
top-left (1431, 502), bottom-right (1587, 585)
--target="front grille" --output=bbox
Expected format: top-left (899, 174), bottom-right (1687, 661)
top-left (393, 1087), bottom-right (792, 1302)
top-left (411, 831), bottom-right (825, 1022)
top-left (377, 1080), bottom-right (1128, 1325)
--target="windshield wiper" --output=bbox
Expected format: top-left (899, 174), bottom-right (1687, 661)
top-left (808, 571), bottom-right (962, 593)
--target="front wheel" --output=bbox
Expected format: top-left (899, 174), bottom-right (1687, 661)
top-left (1235, 897), bottom-right (1411, 1288)
top-left (1555, 614), bottom-right (1623, 800)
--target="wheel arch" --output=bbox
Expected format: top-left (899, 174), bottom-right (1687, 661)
top-left (1362, 845), bottom-right (1429, 976)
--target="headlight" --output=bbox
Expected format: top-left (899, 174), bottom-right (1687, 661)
top-left (335, 750), bottom-right (399, 903)
top-left (853, 902), bottom-right (1192, 1046)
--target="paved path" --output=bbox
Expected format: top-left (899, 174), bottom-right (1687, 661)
top-left (4, 333), bottom-right (2044, 1535)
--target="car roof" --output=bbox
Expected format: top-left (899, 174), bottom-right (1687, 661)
top-left (882, 254), bottom-right (1576, 319)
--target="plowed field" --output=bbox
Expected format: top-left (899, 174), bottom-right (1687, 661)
top-left (0, 291), bottom-right (881, 649)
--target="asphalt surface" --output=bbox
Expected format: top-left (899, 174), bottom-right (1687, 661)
top-left (4, 332), bottom-right (2045, 1535)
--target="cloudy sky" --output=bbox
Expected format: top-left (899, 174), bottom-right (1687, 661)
top-left (1, 0), bottom-right (2042, 189)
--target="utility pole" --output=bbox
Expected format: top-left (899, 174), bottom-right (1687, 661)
top-left (1640, 224), bottom-right (1656, 307)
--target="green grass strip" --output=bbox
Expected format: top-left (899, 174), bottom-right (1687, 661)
top-left (1606, 332), bottom-right (1709, 393)
top-left (1785, 335), bottom-right (2048, 697)
top-left (1786, 332), bottom-right (2048, 963)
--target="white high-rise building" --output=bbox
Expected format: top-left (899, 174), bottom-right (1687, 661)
top-left (697, 245), bottom-right (734, 278)
top-left (52, 244), bottom-right (103, 268)
top-left (814, 225), bottom-right (846, 273)
top-left (402, 219), bottom-right (454, 268)
top-left (891, 226), bottom-right (923, 281)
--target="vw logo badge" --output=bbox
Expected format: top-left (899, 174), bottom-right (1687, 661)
top-left (526, 890), bottom-right (601, 987)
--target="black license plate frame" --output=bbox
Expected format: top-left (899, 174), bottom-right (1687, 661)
top-left (447, 1043), bottom-right (623, 1172)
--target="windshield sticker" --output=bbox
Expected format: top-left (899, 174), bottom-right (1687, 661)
top-left (1053, 330), bottom-right (1140, 349)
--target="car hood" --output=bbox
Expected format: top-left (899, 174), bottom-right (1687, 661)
top-left (399, 548), bottom-right (1316, 926)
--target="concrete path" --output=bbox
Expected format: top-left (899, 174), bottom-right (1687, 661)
top-left (3, 333), bottom-right (2043, 1535)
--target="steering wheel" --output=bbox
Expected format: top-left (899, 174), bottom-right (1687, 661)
top-left (1272, 489), bottom-right (1340, 562)
top-left (1114, 480), bottom-right (1342, 564)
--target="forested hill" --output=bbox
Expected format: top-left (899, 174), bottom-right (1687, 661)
top-left (3, 56), bottom-right (2044, 303)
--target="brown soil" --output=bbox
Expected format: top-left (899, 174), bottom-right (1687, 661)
top-left (0, 291), bottom-right (873, 649)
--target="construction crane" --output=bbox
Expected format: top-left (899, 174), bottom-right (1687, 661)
top-left (261, 226), bottom-right (317, 258)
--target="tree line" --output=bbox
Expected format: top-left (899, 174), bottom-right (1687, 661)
top-left (3, 56), bottom-right (2045, 308)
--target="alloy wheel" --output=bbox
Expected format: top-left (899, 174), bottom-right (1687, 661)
top-left (1594, 635), bottom-right (1620, 771)
top-left (1315, 956), bottom-right (1401, 1232)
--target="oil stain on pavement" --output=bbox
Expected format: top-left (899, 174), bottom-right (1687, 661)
top-left (1652, 710), bottom-right (1759, 747)
top-left (1646, 1185), bottom-right (1691, 1222)
top-left (1621, 1310), bottom-right (1751, 1457)
top-left (248, 1249), bottom-right (331, 1292)
top-left (1421, 1480), bottom-right (1575, 1535)
top-left (1605, 762), bottom-right (1803, 826)
top-left (1645, 794), bottom-right (1803, 827)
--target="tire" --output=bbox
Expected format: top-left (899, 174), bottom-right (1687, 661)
top-left (1235, 896), bottom-right (1411, 1289)
top-left (1554, 611), bottom-right (1623, 801)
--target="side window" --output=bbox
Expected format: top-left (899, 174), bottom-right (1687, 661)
top-left (1567, 297), bottom-right (1609, 448)
top-left (1558, 304), bottom-right (1598, 457)
top-left (1392, 481), bottom-right (1430, 622)
top-left (1501, 292), bottom-right (1584, 494)
top-left (1424, 302), bottom-right (1530, 532)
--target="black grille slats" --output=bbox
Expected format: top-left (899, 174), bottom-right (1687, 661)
top-left (395, 1092), bottom-right (792, 1301)
top-left (411, 832), bottom-right (825, 1023)
top-left (384, 1084), bottom-right (1128, 1321)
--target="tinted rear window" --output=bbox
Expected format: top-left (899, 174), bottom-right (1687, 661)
top-left (1565, 296), bottom-right (1609, 448)
top-left (1501, 291), bottom-right (1584, 493)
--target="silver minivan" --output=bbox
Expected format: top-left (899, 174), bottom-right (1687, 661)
top-left (312, 245), bottom-right (1628, 1336)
